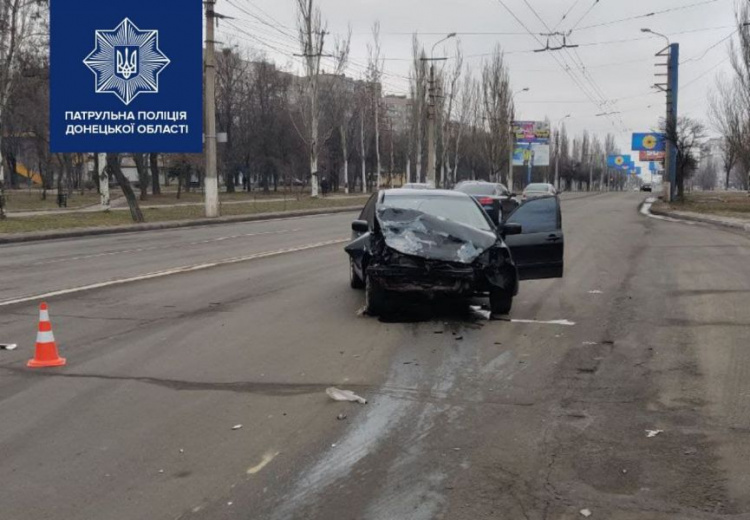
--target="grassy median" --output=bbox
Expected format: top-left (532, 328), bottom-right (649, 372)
top-left (653, 191), bottom-right (750, 220)
top-left (0, 195), bottom-right (369, 235)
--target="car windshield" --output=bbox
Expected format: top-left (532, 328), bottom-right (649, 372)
top-left (525, 184), bottom-right (550, 192)
top-left (381, 194), bottom-right (492, 231)
top-left (455, 183), bottom-right (495, 196)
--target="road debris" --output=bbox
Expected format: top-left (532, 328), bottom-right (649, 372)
top-left (588, 290), bottom-right (603, 294)
top-left (0, 343), bottom-right (18, 351)
top-left (512, 319), bottom-right (576, 326)
top-left (580, 508), bottom-right (592, 517)
top-left (646, 429), bottom-right (664, 438)
top-left (337, 413), bottom-right (348, 421)
top-left (582, 341), bottom-right (598, 346)
top-left (247, 452), bottom-right (280, 475)
top-left (232, 424), bottom-right (243, 431)
top-left (455, 335), bottom-right (464, 341)
top-left (326, 387), bottom-right (367, 404)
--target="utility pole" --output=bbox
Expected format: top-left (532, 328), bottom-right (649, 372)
top-left (426, 63), bottom-right (437, 186)
top-left (644, 28), bottom-right (678, 201)
top-left (204, 0), bottom-right (219, 217)
top-left (666, 43), bottom-right (679, 201)
top-left (423, 33), bottom-right (455, 187)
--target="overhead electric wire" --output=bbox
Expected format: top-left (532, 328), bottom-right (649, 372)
top-left (496, 0), bottom-right (626, 132)
top-left (568, 0), bottom-right (601, 32)
top-left (519, 0), bottom-right (628, 131)
top-left (574, 0), bottom-right (720, 32)
top-left (682, 57), bottom-right (731, 90)
top-left (681, 29), bottom-right (738, 64)
top-left (552, 0), bottom-right (584, 32)
top-left (225, 0), bottom-right (298, 41)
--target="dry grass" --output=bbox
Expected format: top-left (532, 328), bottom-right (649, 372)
top-left (656, 191), bottom-right (750, 220)
top-left (4, 190), bottom-right (101, 212)
top-left (0, 196), bottom-right (369, 235)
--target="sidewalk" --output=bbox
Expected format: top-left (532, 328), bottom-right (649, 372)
top-left (0, 205), bottom-right (363, 245)
top-left (6, 194), bottom-right (359, 218)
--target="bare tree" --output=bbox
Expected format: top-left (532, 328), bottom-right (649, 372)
top-left (132, 154), bottom-right (149, 200)
top-left (296, 0), bottom-right (327, 198)
top-left (439, 43), bottom-right (463, 188)
top-left (481, 46), bottom-right (513, 185)
top-left (216, 47), bottom-right (249, 193)
top-left (662, 116), bottom-right (706, 201)
top-left (367, 22), bottom-right (384, 190)
top-left (107, 154), bottom-right (143, 222)
top-left (409, 36), bottom-right (427, 183)
top-left (322, 28), bottom-right (353, 193)
top-left (452, 71), bottom-right (474, 186)
top-left (0, 0), bottom-right (44, 217)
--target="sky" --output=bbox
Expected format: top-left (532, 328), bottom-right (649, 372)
top-left (216, 0), bottom-right (739, 171)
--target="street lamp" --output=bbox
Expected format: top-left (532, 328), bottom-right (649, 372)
top-left (641, 28), bottom-right (670, 47)
top-left (431, 33), bottom-right (457, 60)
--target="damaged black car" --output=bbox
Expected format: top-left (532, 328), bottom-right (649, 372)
top-left (345, 189), bottom-right (564, 316)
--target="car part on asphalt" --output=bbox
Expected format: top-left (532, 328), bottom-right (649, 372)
top-left (326, 387), bottom-right (368, 404)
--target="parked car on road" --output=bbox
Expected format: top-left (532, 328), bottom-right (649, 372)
top-left (402, 182), bottom-right (435, 190)
top-left (522, 183), bottom-right (557, 201)
top-left (345, 189), bottom-right (564, 316)
top-left (640, 184), bottom-right (653, 192)
top-left (454, 181), bottom-right (519, 223)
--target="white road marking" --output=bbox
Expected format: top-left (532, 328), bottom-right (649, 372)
top-left (588, 290), bottom-right (603, 294)
top-left (0, 239), bottom-right (347, 307)
top-left (30, 229), bottom-right (301, 266)
top-left (247, 451), bottom-right (280, 475)
top-left (511, 319), bottom-right (576, 326)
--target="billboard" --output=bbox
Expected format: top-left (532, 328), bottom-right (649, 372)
top-left (640, 150), bottom-right (666, 162)
top-left (632, 133), bottom-right (666, 152)
top-left (607, 155), bottom-right (632, 168)
top-left (50, 0), bottom-right (204, 153)
top-left (513, 142), bottom-right (550, 167)
top-left (512, 121), bottom-right (550, 144)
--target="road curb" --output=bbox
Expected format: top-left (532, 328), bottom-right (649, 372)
top-left (0, 206), bottom-right (362, 245)
top-left (649, 205), bottom-right (750, 233)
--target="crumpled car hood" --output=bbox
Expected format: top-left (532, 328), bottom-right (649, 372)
top-left (376, 207), bottom-right (497, 264)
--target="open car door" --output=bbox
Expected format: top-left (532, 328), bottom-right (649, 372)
top-left (503, 196), bottom-right (564, 280)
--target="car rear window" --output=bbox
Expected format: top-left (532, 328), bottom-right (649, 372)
top-left (525, 184), bottom-right (549, 192)
top-left (382, 194), bottom-right (492, 231)
top-left (455, 184), bottom-right (495, 196)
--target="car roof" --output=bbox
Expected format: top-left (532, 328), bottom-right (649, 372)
top-left (525, 183), bottom-right (553, 189)
top-left (381, 188), bottom-right (472, 200)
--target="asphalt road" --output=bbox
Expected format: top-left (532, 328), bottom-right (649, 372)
top-left (1, 192), bottom-right (749, 520)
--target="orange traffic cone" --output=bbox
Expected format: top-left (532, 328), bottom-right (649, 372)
top-left (27, 302), bottom-right (66, 368)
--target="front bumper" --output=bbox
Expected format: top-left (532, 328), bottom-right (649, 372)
top-left (367, 264), bottom-right (477, 294)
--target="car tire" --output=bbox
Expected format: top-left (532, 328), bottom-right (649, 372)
top-left (490, 287), bottom-right (513, 315)
top-left (350, 259), bottom-right (365, 289)
top-left (365, 275), bottom-right (387, 316)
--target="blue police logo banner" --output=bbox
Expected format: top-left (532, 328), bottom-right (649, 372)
top-left (51, 0), bottom-right (203, 153)
top-left (632, 133), bottom-right (666, 152)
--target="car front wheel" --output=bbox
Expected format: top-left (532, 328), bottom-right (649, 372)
top-left (365, 275), bottom-right (387, 316)
top-left (489, 287), bottom-right (513, 315)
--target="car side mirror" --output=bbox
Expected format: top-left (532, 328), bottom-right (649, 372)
top-left (351, 220), bottom-right (369, 233)
top-left (501, 222), bottom-right (522, 236)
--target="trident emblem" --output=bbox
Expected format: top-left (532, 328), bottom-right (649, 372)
top-left (116, 47), bottom-right (138, 79)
